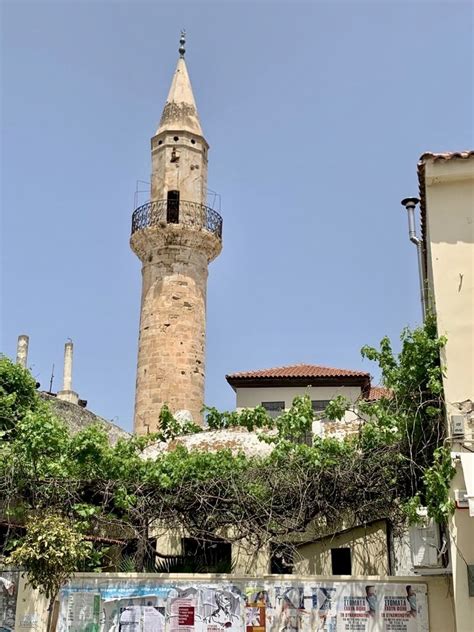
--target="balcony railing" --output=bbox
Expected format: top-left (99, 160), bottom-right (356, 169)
top-left (131, 199), bottom-right (223, 239)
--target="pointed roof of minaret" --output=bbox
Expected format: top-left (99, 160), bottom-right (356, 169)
top-left (156, 32), bottom-right (204, 137)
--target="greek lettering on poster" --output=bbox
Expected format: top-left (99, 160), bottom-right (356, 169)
top-left (57, 579), bottom-right (429, 632)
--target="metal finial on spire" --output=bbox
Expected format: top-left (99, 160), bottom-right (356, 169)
top-left (179, 30), bottom-right (186, 58)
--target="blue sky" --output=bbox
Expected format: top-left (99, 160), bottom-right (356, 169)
top-left (1, 1), bottom-right (472, 431)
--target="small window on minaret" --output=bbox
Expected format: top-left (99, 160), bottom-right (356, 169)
top-left (167, 190), bottom-right (180, 224)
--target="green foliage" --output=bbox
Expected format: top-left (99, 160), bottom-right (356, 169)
top-left (422, 446), bottom-right (456, 523)
top-left (360, 313), bottom-right (449, 517)
top-left (156, 404), bottom-right (202, 441)
top-left (7, 513), bottom-right (92, 601)
top-left (203, 404), bottom-right (270, 431)
top-left (0, 315), bottom-right (454, 587)
top-left (0, 355), bottom-right (40, 436)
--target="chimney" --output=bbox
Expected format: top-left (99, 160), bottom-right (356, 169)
top-left (16, 335), bottom-right (29, 368)
top-left (57, 340), bottom-right (79, 405)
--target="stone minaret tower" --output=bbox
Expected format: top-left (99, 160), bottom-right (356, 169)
top-left (131, 34), bottom-right (222, 434)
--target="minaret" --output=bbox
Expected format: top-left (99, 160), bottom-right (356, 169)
top-left (131, 33), bottom-right (222, 434)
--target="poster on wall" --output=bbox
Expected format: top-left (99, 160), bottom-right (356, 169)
top-left (333, 583), bottom-right (426, 632)
top-left (64, 591), bottom-right (100, 631)
top-left (273, 585), bottom-right (307, 632)
top-left (312, 586), bottom-right (337, 632)
top-left (244, 586), bottom-right (271, 632)
top-left (167, 587), bottom-right (198, 632)
top-left (201, 585), bottom-right (243, 632)
top-left (57, 579), bottom-right (429, 632)
top-left (0, 571), bottom-right (19, 632)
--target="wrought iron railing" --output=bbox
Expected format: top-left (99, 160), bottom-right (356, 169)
top-left (131, 199), bottom-right (223, 239)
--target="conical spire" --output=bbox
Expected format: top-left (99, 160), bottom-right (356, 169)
top-left (156, 33), bottom-right (203, 136)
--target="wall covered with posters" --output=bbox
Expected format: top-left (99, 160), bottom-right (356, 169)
top-left (51, 575), bottom-right (446, 632)
top-left (0, 569), bottom-right (19, 632)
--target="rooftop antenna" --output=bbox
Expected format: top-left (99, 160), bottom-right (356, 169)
top-left (179, 29), bottom-right (186, 58)
top-left (401, 197), bottom-right (426, 320)
top-left (49, 363), bottom-right (55, 393)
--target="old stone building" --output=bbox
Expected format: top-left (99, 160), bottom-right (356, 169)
top-left (130, 33), bottom-right (222, 434)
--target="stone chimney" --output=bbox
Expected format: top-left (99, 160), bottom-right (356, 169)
top-left (16, 335), bottom-right (29, 368)
top-left (57, 340), bottom-right (79, 405)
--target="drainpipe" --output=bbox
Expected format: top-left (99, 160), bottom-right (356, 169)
top-left (16, 334), bottom-right (29, 368)
top-left (401, 197), bottom-right (426, 321)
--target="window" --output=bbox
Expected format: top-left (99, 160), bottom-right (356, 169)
top-left (167, 190), bottom-right (180, 223)
top-left (262, 401), bottom-right (285, 419)
top-left (312, 400), bottom-right (331, 412)
top-left (331, 547), bottom-right (352, 575)
top-left (270, 543), bottom-right (294, 574)
top-left (182, 537), bottom-right (232, 573)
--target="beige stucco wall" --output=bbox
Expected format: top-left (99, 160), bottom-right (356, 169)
top-left (294, 521), bottom-right (389, 576)
top-left (13, 573), bottom-right (49, 630)
top-left (423, 155), bottom-right (474, 632)
top-left (154, 528), bottom-right (269, 575)
top-left (235, 385), bottom-right (363, 410)
top-left (155, 522), bottom-right (389, 578)
top-left (424, 157), bottom-right (474, 432)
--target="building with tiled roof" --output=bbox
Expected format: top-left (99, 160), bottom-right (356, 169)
top-left (225, 362), bottom-right (376, 438)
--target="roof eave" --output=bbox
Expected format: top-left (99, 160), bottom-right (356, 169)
top-left (226, 375), bottom-right (371, 390)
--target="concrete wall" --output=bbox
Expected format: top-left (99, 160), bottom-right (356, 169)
top-left (12, 573), bottom-right (49, 631)
top-left (12, 572), bottom-right (455, 632)
top-left (423, 154), bottom-right (474, 632)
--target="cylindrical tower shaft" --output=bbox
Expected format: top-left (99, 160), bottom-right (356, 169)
top-left (16, 334), bottom-right (29, 368)
top-left (131, 39), bottom-right (222, 434)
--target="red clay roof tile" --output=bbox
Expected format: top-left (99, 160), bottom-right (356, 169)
top-left (226, 363), bottom-right (370, 380)
top-left (365, 386), bottom-right (392, 401)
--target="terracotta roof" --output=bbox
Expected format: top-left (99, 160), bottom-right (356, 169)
top-left (227, 363), bottom-right (369, 380)
top-left (417, 150), bottom-right (474, 274)
top-left (365, 386), bottom-right (392, 401)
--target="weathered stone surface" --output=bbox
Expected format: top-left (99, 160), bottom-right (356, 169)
top-left (41, 392), bottom-right (129, 444)
top-left (131, 56), bottom-right (221, 434)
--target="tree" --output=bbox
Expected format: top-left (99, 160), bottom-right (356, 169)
top-left (0, 316), bottom-right (454, 596)
top-left (7, 513), bottom-right (92, 631)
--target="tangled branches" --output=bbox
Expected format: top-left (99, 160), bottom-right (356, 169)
top-left (0, 315), bottom-right (452, 576)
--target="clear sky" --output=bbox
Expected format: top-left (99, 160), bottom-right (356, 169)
top-left (1, 1), bottom-right (472, 431)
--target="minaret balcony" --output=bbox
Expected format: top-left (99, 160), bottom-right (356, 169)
top-left (131, 199), bottom-right (223, 240)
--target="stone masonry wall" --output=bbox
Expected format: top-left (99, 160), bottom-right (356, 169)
top-left (131, 226), bottom-right (215, 433)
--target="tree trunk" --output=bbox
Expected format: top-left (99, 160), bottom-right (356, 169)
top-left (47, 595), bottom-right (59, 631)
top-left (135, 520), bottom-right (149, 572)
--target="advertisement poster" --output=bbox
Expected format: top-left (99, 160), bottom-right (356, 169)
top-left (0, 571), bottom-right (19, 632)
top-left (58, 579), bottom-right (428, 632)
top-left (334, 584), bottom-right (425, 632)
top-left (168, 587), bottom-right (198, 632)
top-left (245, 587), bottom-right (271, 632)
top-left (312, 587), bottom-right (337, 632)
top-left (273, 585), bottom-right (308, 632)
top-left (201, 586), bottom-right (243, 632)
top-left (65, 592), bottom-right (100, 632)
